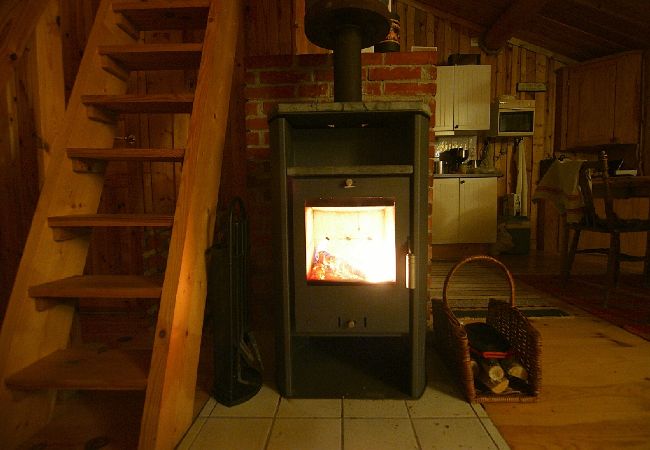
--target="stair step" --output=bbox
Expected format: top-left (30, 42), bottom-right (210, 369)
top-left (82, 94), bottom-right (194, 122)
top-left (98, 43), bottom-right (203, 71)
top-left (29, 275), bottom-right (163, 299)
top-left (48, 214), bottom-right (173, 240)
top-left (67, 147), bottom-right (185, 172)
top-left (5, 348), bottom-right (150, 391)
top-left (112, 1), bottom-right (210, 31)
top-left (49, 214), bottom-right (174, 228)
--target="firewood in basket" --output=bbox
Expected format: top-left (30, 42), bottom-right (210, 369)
top-left (500, 357), bottom-right (528, 381)
top-left (479, 358), bottom-right (505, 381)
top-left (477, 369), bottom-right (510, 394)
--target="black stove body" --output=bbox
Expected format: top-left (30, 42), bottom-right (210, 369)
top-left (270, 102), bottom-right (429, 398)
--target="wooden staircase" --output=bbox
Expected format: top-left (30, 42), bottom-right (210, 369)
top-left (0, 0), bottom-right (242, 448)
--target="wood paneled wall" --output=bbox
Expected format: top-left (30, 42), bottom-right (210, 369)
top-left (393, 0), bottom-right (567, 254)
top-left (247, 0), bottom-right (570, 256)
top-left (7, 0), bottom-right (634, 321)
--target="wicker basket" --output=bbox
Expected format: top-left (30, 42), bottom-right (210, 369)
top-left (432, 255), bottom-right (541, 403)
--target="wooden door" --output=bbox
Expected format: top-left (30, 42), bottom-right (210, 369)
top-left (434, 66), bottom-right (454, 132)
top-left (431, 177), bottom-right (459, 243)
top-left (566, 59), bottom-right (617, 148)
top-left (613, 52), bottom-right (642, 144)
top-left (453, 65), bottom-right (491, 131)
top-left (458, 177), bottom-right (497, 243)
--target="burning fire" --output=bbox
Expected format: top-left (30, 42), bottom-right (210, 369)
top-left (305, 204), bottom-right (396, 283)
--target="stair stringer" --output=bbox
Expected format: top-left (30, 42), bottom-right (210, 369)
top-left (138, 1), bottom-right (244, 449)
top-left (0, 1), bottom-right (135, 446)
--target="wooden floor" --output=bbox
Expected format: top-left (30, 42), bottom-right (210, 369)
top-left (11, 252), bottom-right (650, 449)
top-left (486, 252), bottom-right (650, 450)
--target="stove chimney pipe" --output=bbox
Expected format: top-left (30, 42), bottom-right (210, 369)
top-left (305, 0), bottom-right (391, 102)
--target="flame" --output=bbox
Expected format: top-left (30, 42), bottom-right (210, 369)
top-left (305, 205), bottom-right (396, 283)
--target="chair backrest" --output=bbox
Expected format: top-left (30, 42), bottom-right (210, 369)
top-left (577, 151), bottom-right (617, 227)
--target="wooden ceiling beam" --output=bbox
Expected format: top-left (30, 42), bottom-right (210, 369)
top-left (480, 0), bottom-right (550, 53)
top-left (399, 0), bottom-right (484, 34)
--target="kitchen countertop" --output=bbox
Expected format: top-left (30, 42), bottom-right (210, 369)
top-left (433, 172), bottom-right (501, 178)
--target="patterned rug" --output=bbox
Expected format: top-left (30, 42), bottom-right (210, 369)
top-left (428, 260), bottom-right (571, 320)
top-left (515, 273), bottom-right (650, 341)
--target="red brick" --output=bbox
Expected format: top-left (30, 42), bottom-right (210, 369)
top-left (262, 101), bottom-right (278, 116)
top-left (314, 69), bottom-right (334, 82)
top-left (368, 66), bottom-right (422, 81)
top-left (384, 51), bottom-right (437, 66)
top-left (244, 71), bottom-right (258, 85)
top-left (384, 82), bottom-right (436, 96)
top-left (246, 131), bottom-right (260, 146)
top-left (245, 85), bottom-right (295, 100)
top-left (362, 81), bottom-right (382, 97)
top-left (297, 83), bottom-right (330, 98)
top-left (247, 147), bottom-right (271, 160)
top-left (245, 102), bottom-right (259, 117)
top-left (245, 55), bottom-right (294, 69)
top-left (361, 52), bottom-right (383, 65)
top-left (261, 130), bottom-right (270, 146)
top-left (260, 70), bottom-right (311, 84)
top-left (246, 116), bottom-right (269, 131)
top-left (423, 66), bottom-right (437, 80)
top-left (296, 53), bottom-right (331, 67)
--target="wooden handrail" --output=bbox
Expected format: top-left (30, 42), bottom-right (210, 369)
top-left (0, 0), bottom-right (52, 87)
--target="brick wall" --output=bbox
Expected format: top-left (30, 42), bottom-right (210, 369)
top-left (244, 51), bottom-right (437, 306)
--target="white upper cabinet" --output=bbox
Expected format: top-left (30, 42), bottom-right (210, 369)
top-left (434, 65), bottom-right (491, 135)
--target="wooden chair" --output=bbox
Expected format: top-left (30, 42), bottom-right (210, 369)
top-left (561, 151), bottom-right (650, 306)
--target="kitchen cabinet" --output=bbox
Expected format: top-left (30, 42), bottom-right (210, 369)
top-left (431, 176), bottom-right (497, 244)
top-left (434, 65), bottom-right (491, 135)
top-left (560, 51), bottom-right (642, 149)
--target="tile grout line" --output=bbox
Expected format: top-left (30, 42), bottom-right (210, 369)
top-left (340, 398), bottom-right (345, 450)
top-left (405, 399), bottom-right (423, 450)
top-left (262, 393), bottom-right (283, 450)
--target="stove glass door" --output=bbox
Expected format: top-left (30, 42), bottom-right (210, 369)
top-left (305, 199), bottom-right (396, 284)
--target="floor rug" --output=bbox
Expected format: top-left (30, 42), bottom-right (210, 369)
top-left (516, 273), bottom-right (650, 341)
top-left (428, 261), bottom-right (572, 319)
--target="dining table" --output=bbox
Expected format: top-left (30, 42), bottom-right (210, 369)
top-left (533, 159), bottom-right (650, 281)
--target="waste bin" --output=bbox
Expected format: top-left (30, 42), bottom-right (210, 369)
top-left (501, 216), bottom-right (530, 255)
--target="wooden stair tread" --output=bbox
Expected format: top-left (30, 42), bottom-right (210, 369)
top-left (48, 214), bottom-right (174, 228)
top-left (29, 275), bottom-right (163, 299)
top-left (82, 94), bottom-right (194, 114)
top-left (67, 147), bottom-right (185, 162)
top-left (112, 1), bottom-right (210, 31)
top-left (98, 43), bottom-right (203, 71)
top-left (5, 348), bottom-right (150, 391)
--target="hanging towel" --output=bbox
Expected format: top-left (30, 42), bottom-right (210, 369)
top-left (515, 143), bottom-right (528, 216)
top-left (532, 159), bottom-right (585, 223)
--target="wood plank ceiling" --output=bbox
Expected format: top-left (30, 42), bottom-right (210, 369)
top-left (418, 0), bottom-right (650, 62)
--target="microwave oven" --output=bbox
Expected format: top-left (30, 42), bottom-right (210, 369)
top-left (489, 98), bottom-right (535, 137)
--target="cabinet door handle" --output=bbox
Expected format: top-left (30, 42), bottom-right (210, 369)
top-left (460, 180), bottom-right (465, 184)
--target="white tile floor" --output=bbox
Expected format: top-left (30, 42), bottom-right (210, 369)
top-left (177, 351), bottom-right (510, 450)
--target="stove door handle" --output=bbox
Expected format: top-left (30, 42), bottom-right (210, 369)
top-left (406, 251), bottom-right (416, 289)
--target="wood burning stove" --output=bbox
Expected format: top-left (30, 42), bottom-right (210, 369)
top-left (270, 102), bottom-right (430, 398)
